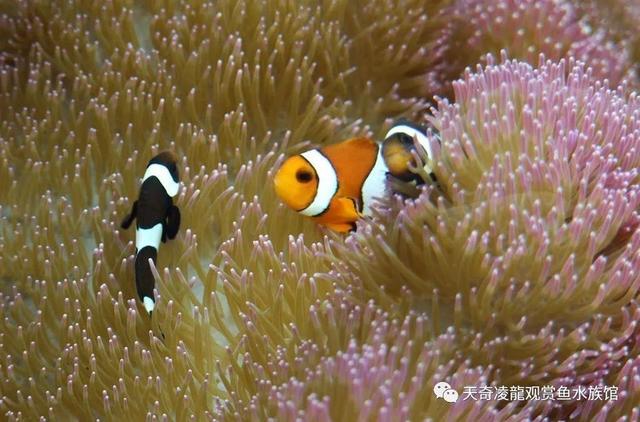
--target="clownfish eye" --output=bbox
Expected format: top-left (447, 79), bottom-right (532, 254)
top-left (295, 169), bottom-right (313, 183)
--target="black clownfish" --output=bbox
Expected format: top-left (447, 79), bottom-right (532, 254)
top-left (273, 120), bottom-right (435, 232)
top-left (120, 151), bottom-right (181, 315)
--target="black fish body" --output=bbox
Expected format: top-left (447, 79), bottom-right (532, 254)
top-left (137, 178), bottom-right (173, 229)
top-left (121, 151), bottom-right (181, 315)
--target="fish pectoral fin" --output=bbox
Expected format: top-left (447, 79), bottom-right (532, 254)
top-left (333, 197), bottom-right (362, 220)
top-left (120, 200), bottom-right (138, 229)
top-left (348, 197), bottom-right (365, 219)
top-left (322, 197), bottom-right (362, 233)
top-left (165, 205), bottom-right (181, 240)
top-left (317, 197), bottom-right (362, 232)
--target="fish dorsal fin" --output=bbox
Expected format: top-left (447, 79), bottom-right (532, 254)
top-left (320, 137), bottom-right (380, 199)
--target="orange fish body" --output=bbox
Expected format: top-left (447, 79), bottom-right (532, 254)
top-left (274, 121), bottom-right (435, 232)
top-left (274, 137), bottom-right (388, 232)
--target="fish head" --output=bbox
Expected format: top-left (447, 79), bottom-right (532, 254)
top-left (150, 150), bottom-right (179, 182)
top-left (273, 154), bottom-right (319, 212)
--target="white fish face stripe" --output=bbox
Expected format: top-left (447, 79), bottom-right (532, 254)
top-left (299, 150), bottom-right (338, 217)
top-left (142, 164), bottom-right (180, 197)
top-left (385, 125), bottom-right (433, 160)
top-left (361, 148), bottom-right (389, 215)
top-left (136, 223), bottom-right (163, 251)
top-left (143, 296), bottom-right (155, 314)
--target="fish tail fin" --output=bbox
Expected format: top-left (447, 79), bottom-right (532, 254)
top-left (135, 246), bottom-right (158, 314)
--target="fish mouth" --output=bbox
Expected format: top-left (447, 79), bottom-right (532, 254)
top-left (272, 167), bottom-right (291, 204)
top-left (272, 168), bottom-right (284, 193)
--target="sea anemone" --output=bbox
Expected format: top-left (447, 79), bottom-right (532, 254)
top-left (2, 0), bottom-right (640, 420)
top-left (573, 0), bottom-right (640, 68)
top-left (335, 55), bottom-right (640, 418)
top-left (434, 0), bottom-right (633, 97)
top-left (0, 0), bottom-right (452, 418)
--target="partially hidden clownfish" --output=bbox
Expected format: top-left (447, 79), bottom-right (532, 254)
top-left (120, 151), bottom-right (181, 315)
top-left (273, 120), bottom-right (435, 232)
top-left (381, 120), bottom-right (436, 184)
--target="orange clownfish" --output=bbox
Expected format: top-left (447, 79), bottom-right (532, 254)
top-left (381, 120), bottom-right (436, 184)
top-left (273, 120), bottom-right (434, 232)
